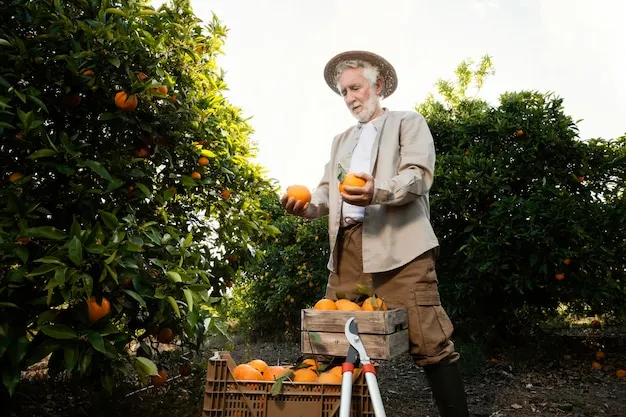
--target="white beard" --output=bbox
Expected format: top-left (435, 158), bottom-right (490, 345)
top-left (350, 93), bottom-right (381, 122)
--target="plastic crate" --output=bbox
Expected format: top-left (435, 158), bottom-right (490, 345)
top-left (202, 351), bottom-right (374, 417)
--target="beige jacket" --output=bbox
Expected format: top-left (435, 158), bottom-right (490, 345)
top-left (304, 109), bottom-right (439, 273)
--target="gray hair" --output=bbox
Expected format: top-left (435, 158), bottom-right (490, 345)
top-left (334, 60), bottom-right (381, 95)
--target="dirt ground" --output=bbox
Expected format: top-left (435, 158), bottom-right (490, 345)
top-left (4, 326), bottom-right (626, 417)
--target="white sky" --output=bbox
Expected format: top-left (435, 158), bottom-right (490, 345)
top-left (152, 0), bottom-right (626, 191)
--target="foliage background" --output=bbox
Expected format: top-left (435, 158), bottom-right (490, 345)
top-left (0, 0), bottom-right (278, 395)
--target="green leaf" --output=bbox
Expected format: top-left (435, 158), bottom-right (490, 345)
top-left (134, 356), bottom-right (158, 376)
top-left (79, 349), bottom-right (92, 374)
top-left (104, 250), bottom-right (117, 265)
top-left (23, 226), bottom-right (67, 240)
top-left (14, 246), bottom-right (28, 263)
top-left (167, 296), bottom-right (181, 318)
top-left (68, 236), bottom-right (83, 266)
top-left (123, 289), bottom-right (147, 308)
top-left (166, 271), bottom-right (182, 283)
top-left (105, 7), bottom-right (129, 18)
top-left (183, 288), bottom-right (193, 313)
top-left (0, 302), bottom-right (19, 309)
top-left (27, 148), bottom-right (56, 160)
top-left (26, 263), bottom-right (58, 277)
top-left (27, 95), bottom-right (49, 113)
top-left (0, 38), bottom-right (11, 47)
top-left (99, 211), bottom-right (120, 229)
top-left (82, 160), bottom-right (112, 181)
top-left (34, 256), bottom-right (65, 265)
top-left (2, 370), bottom-right (19, 396)
top-left (135, 182), bottom-right (152, 198)
top-left (108, 56), bottom-right (121, 68)
top-left (64, 345), bottom-right (79, 371)
top-left (0, 122), bottom-right (16, 129)
top-left (200, 149), bottom-right (216, 158)
top-left (70, 217), bottom-right (81, 238)
top-left (86, 330), bottom-right (106, 354)
top-left (104, 263), bottom-right (118, 283)
top-left (307, 331), bottom-right (322, 344)
top-left (39, 325), bottom-right (78, 339)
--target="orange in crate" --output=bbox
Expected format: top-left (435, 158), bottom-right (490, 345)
top-left (202, 351), bottom-right (374, 417)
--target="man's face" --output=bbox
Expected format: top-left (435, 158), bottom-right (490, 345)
top-left (338, 67), bottom-right (382, 123)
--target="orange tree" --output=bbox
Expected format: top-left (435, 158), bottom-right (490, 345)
top-left (418, 57), bottom-right (626, 343)
top-left (0, 0), bottom-right (277, 395)
top-left (230, 194), bottom-right (330, 339)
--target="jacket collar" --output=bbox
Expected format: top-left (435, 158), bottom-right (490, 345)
top-left (356, 108), bottom-right (389, 132)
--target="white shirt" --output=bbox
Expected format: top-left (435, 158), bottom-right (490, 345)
top-left (341, 121), bottom-right (377, 225)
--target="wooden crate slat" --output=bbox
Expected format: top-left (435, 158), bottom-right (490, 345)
top-left (300, 308), bottom-right (408, 334)
top-left (301, 329), bottom-right (409, 360)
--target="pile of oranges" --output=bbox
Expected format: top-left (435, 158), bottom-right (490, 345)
top-left (232, 358), bottom-right (344, 384)
top-left (313, 296), bottom-right (388, 312)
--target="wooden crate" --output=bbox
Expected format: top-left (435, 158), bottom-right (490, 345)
top-left (300, 309), bottom-right (409, 360)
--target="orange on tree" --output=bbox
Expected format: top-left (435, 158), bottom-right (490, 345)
top-left (220, 189), bottom-right (231, 199)
top-left (137, 71), bottom-right (148, 81)
top-left (339, 173), bottom-right (366, 193)
top-left (151, 85), bottom-right (168, 95)
top-left (595, 351), bottom-right (606, 360)
top-left (198, 156), bottom-right (209, 166)
top-left (157, 327), bottom-right (175, 343)
top-left (286, 185), bottom-right (311, 204)
top-left (8, 172), bottom-right (23, 182)
top-left (591, 319), bottom-right (601, 329)
top-left (563, 257), bottom-right (571, 265)
top-left (87, 296), bottom-right (111, 323)
top-left (616, 369), bottom-right (626, 378)
top-left (151, 369), bottom-right (168, 386)
top-left (555, 272), bottom-right (565, 281)
top-left (515, 129), bottom-right (524, 137)
top-left (263, 366), bottom-right (287, 381)
top-left (114, 91), bottom-right (138, 111)
top-left (592, 361), bottom-right (602, 370)
top-left (135, 148), bottom-right (150, 158)
top-left (362, 296), bottom-right (388, 311)
top-left (248, 359), bottom-right (268, 374)
top-left (191, 171), bottom-right (201, 179)
top-left (80, 69), bottom-right (94, 77)
top-left (313, 299), bottom-right (338, 310)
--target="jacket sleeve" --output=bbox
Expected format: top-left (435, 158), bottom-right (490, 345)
top-left (371, 112), bottom-right (436, 206)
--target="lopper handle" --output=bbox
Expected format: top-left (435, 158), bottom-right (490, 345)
top-left (364, 366), bottom-right (386, 417)
top-left (339, 363), bottom-right (354, 417)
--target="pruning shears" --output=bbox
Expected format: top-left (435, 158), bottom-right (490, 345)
top-left (339, 317), bottom-right (386, 417)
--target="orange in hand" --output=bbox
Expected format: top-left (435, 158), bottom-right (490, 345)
top-left (339, 173), bottom-right (366, 193)
top-left (286, 185), bottom-right (311, 204)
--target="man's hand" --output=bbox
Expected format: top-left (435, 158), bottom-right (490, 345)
top-left (280, 193), bottom-right (310, 216)
top-left (340, 172), bottom-right (374, 206)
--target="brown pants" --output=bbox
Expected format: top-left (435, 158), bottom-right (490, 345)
top-left (325, 224), bottom-right (459, 367)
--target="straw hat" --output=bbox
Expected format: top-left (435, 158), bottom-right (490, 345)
top-left (323, 50), bottom-right (398, 98)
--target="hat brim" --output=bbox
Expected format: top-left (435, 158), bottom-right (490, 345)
top-left (324, 51), bottom-right (397, 98)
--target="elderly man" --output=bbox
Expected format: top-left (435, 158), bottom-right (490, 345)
top-left (282, 51), bottom-right (469, 416)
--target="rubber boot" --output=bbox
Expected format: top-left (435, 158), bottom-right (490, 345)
top-left (423, 361), bottom-right (470, 417)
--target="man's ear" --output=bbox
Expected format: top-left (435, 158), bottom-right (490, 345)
top-left (376, 77), bottom-right (383, 96)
